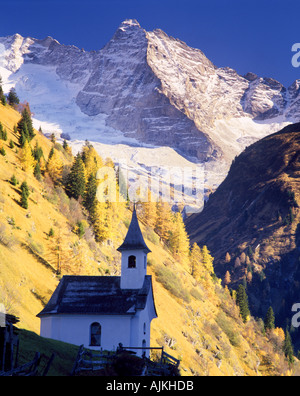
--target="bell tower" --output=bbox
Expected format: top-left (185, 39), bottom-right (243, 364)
top-left (117, 204), bottom-right (151, 290)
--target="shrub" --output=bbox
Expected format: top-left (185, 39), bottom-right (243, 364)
top-left (0, 223), bottom-right (17, 249)
top-left (10, 175), bottom-right (18, 186)
top-left (216, 311), bottom-right (241, 347)
top-left (74, 221), bottom-right (85, 238)
top-left (190, 287), bottom-right (203, 301)
top-left (48, 228), bottom-right (55, 238)
top-left (28, 238), bottom-right (44, 256)
top-left (155, 265), bottom-right (191, 303)
top-left (145, 227), bottom-right (160, 245)
top-left (113, 352), bottom-right (145, 376)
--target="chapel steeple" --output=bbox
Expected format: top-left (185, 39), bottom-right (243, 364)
top-left (117, 204), bottom-right (151, 289)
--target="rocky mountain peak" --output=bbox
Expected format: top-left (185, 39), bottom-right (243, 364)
top-left (119, 19), bottom-right (142, 30)
top-left (1, 21), bottom-right (300, 195)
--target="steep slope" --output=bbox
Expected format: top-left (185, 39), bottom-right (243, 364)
top-left (0, 103), bottom-right (293, 376)
top-left (186, 123), bottom-right (300, 330)
top-left (0, 20), bottom-right (298, 197)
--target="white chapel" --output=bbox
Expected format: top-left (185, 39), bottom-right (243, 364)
top-left (37, 206), bottom-right (157, 356)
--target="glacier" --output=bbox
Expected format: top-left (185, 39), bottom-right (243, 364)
top-left (0, 21), bottom-right (298, 210)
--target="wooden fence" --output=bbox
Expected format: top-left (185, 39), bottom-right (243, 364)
top-left (71, 345), bottom-right (117, 376)
top-left (71, 344), bottom-right (180, 376)
top-left (0, 352), bottom-right (41, 377)
top-left (0, 323), bottom-right (19, 372)
top-left (0, 322), bottom-right (54, 376)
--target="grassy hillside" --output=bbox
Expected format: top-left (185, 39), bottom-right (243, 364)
top-left (0, 103), bottom-right (297, 376)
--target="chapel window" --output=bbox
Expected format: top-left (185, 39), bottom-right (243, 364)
top-left (128, 255), bottom-right (136, 268)
top-left (90, 322), bottom-right (101, 346)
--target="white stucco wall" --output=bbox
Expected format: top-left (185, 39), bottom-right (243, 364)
top-left (120, 249), bottom-right (147, 290)
top-left (41, 314), bottom-right (132, 352)
top-left (40, 301), bottom-right (156, 357)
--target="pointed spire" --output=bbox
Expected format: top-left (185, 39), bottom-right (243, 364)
top-left (117, 204), bottom-right (151, 253)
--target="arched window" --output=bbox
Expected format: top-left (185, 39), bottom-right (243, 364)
top-left (128, 255), bottom-right (136, 268)
top-left (90, 322), bottom-right (101, 346)
top-left (143, 322), bottom-right (146, 335)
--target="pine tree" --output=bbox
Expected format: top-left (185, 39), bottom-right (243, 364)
top-left (32, 142), bottom-right (44, 163)
top-left (7, 88), bottom-right (19, 106)
top-left (65, 153), bottom-right (86, 200)
top-left (0, 124), bottom-right (7, 141)
top-left (34, 162), bottom-right (42, 181)
top-left (236, 284), bottom-right (250, 323)
top-left (50, 133), bottom-right (56, 144)
top-left (18, 128), bottom-right (27, 148)
top-left (20, 181), bottom-right (30, 209)
top-left (0, 76), bottom-right (6, 105)
top-left (84, 173), bottom-right (97, 213)
top-left (48, 147), bottom-right (54, 161)
top-left (63, 139), bottom-right (68, 150)
top-left (283, 328), bottom-right (294, 364)
top-left (17, 108), bottom-right (35, 141)
top-left (264, 307), bottom-right (275, 332)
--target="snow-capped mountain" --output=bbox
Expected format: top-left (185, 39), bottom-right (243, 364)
top-left (0, 20), bottom-right (299, 208)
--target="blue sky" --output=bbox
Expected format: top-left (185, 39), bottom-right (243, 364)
top-left (0, 0), bottom-right (299, 86)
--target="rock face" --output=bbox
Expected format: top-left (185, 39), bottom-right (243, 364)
top-left (0, 20), bottom-right (299, 177)
top-left (76, 20), bottom-right (212, 161)
top-left (185, 123), bottom-right (300, 331)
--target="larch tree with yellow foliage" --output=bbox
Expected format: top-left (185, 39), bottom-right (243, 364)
top-left (140, 188), bottom-right (157, 228)
top-left (190, 242), bottom-right (202, 279)
top-left (90, 201), bottom-right (110, 243)
top-left (190, 245), bottom-right (216, 291)
top-left (46, 149), bottom-right (64, 185)
top-left (201, 245), bottom-right (214, 275)
top-left (155, 199), bottom-right (173, 243)
top-left (19, 140), bottom-right (35, 173)
top-left (82, 144), bottom-right (104, 179)
top-left (47, 227), bottom-right (73, 275)
top-left (169, 211), bottom-right (190, 264)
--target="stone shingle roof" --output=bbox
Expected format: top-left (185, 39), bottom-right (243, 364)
top-left (37, 275), bottom-right (154, 317)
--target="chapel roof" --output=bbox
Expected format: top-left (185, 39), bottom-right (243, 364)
top-left (117, 205), bottom-right (151, 253)
top-left (37, 275), bottom-right (156, 317)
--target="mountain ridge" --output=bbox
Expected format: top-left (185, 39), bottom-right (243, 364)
top-left (185, 123), bottom-right (300, 340)
top-left (0, 21), bottom-right (298, 181)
